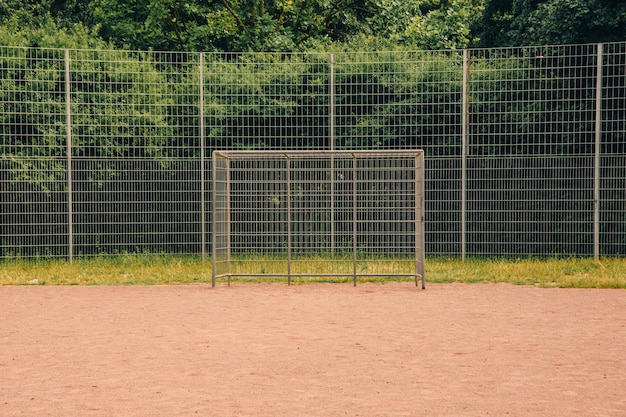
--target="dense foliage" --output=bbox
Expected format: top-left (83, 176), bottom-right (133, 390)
top-left (2, 0), bottom-right (625, 52)
top-left (0, 0), bottom-right (484, 52)
top-left (476, 0), bottom-right (626, 47)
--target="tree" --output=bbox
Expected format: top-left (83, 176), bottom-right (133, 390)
top-left (1, 0), bottom-right (491, 52)
top-left (87, 0), bottom-right (397, 52)
top-left (475, 0), bottom-right (626, 47)
top-left (402, 0), bottom-right (484, 50)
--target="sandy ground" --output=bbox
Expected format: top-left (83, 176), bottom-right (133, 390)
top-left (1, 282), bottom-right (625, 417)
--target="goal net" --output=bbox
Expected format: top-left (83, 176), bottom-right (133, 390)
top-left (212, 150), bottom-right (425, 288)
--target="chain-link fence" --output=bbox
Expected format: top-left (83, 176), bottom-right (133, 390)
top-left (1, 43), bottom-right (624, 260)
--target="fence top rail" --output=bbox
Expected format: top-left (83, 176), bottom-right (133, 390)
top-left (213, 150), bottom-right (424, 159)
top-left (0, 42), bottom-right (618, 55)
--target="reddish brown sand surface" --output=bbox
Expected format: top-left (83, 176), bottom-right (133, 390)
top-left (1, 283), bottom-right (625, 417)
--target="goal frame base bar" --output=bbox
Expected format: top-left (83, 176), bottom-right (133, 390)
top-left (213, 272), bottom-right (425, 288)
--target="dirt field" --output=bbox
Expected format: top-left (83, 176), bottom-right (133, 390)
top-left (1, 283), bottom-right (625, 417)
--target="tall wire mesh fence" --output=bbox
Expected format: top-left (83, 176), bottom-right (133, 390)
top-left (1, 43), bottom-right (624, 260)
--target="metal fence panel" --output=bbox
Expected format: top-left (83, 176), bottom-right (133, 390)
top-left (72, 158), bottom-right (202, 256)
top-left (1, 43), bottom-right (624, 260)
top-left (204, 53), bottom-right (332, 151)
top-left (0, 158), bottom-right (69, 258)
top-left (333, 50), bottom-right (463, 154)
top-left (466, 156), bottom-right (594, 256)
top-left (468, 44), bottom-right (599, 156)
top-left (602, 156), bottom-right (626, 255)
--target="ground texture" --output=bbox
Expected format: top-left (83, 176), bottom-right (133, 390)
top-left (1, 283), bottom-right (625, 416)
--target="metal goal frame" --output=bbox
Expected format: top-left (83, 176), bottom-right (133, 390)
top-left (212, 150), bottom-right (425, 288)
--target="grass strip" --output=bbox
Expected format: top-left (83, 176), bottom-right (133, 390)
top-left (1, 255), bottom-right (625, 288)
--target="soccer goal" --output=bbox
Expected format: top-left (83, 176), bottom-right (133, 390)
top-left (212, 150), bottom-right (425, 288)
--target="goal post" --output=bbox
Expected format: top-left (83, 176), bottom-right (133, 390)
top-left (212, 150), bottom-right (425, 288)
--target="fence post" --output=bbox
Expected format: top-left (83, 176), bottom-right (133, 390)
top-left (211, 154), bottom-right (216, 287)
top-left (352, 153), bottom-right (357, 286)
top-left (593, 43), bottom-right (603, 260)
top-left (199, 53), bottom-right (206, 263)
top-left (329, 53), bottom-right (336, 151)
top-left (329, 54), bottom-right (336, 251)
top-left (286, 155), bottom-right (292, 285)
top-left (64, 49), bottom-right (73, 263)
top-left (461, 49), bottom-right (470, 261)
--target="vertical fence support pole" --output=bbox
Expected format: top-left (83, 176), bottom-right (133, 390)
top-left (416, 152), bottom-right (426, 289)
top-left (593, 43), bottom-right (603, 261)
top-left (226, 161), bottom-right (231, 285)
top-left (329, 54), bottom-right (336, 253)
top-left (199, 53), bottom-right (206, 264)
top-left (64, 49), bottom-right (73, 264)
top-left (352, 153), bottom-right (357, 286)
top-left (211, 154), bottom-right (218, 287)
top-left (286, 155), bottom-right (292, 285)
top-left (461, 49), bottom-right (470, 261)
top-left (329, 53), bottom-right (336, 151)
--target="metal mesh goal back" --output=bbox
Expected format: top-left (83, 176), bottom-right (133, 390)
top-left (212, 150), bottom-right (425, 287)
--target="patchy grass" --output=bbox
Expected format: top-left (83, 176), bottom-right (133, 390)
top-left (0, 254), bottom-right (211, 286)
top-left (425, 257), bottom-right (626, 288)
top-left (1, 255), bottom-right (625, 288)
